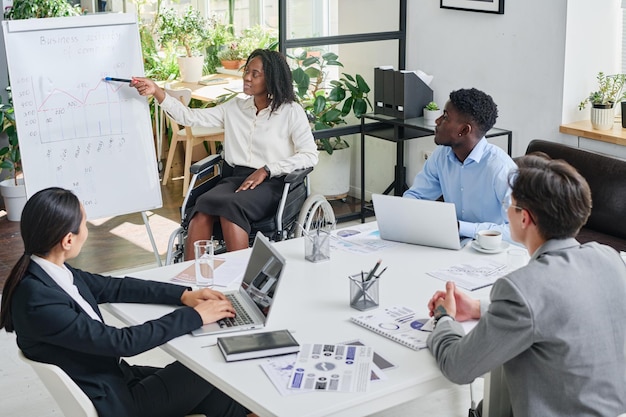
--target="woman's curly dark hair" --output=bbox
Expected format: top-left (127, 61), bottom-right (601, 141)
top-left (245, 49), bottom-right (295, 114)
top-left (449, 88), bottom-right (498, 136)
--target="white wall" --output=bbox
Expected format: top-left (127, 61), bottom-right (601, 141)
top-left (408, 0), bottom-right (568, 160)
top-left (369, 0), bottom-right (624, 198)
top-left (562, 0), bottom-right (622, 124)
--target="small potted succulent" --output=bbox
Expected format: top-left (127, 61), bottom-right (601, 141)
top-left (423, 101), bottom-right (442, 126)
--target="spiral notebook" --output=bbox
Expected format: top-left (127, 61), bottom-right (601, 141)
top-left (350, 306), bottom-right (433, 351)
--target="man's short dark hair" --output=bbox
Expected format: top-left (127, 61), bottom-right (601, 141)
top-left (508, 154), bottom-right (592, 240)
top-left (449, 88), bottom-right (498, 136)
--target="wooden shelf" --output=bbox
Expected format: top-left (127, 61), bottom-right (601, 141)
top-left (559, 120), bottom-right (626, 147)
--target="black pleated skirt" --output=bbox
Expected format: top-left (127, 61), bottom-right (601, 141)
top-left (190, 165), bottom-right (284, 233)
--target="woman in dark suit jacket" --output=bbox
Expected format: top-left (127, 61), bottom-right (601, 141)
top-left (0, 187), bottom-right (254, 417)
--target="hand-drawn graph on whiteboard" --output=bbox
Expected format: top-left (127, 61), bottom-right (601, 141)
top-left (35, 77), bottom-right (133, 143)
top-left (2, 14), bottom-right (162, 219)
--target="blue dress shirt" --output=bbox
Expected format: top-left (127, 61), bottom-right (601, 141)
top-left (403, 138), bottom-right (516, 242)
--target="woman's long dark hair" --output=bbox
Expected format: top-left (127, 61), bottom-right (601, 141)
top-left (0, 187), bottom-right (82, 332)
top-left (245, 49), bottom-right (295, 113)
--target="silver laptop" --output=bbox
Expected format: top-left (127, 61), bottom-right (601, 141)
top-left (372, 193), bottom-right (463, 250)
top-left (192, 232), bottom-right (286, 336)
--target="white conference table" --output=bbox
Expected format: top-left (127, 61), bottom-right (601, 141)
top-left (107, 231), bottom-right (510, 417)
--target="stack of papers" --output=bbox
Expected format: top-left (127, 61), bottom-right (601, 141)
top-left (427, 259), bottom-right (508, 290)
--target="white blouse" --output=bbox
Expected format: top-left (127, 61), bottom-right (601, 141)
top-left (159, 94), bottom-right (319, 177)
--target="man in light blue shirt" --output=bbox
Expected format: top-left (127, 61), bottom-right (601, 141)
top-left (404, 88), bottom-right (516, 242)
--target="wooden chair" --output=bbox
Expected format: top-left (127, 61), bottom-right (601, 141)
top-left (162, 87), bottom-right (224, 196)
top-left (18, 350), bottom-right (205, 417)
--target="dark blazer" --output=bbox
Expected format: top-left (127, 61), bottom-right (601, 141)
top-left (12, 261), bottom-right (202, 417)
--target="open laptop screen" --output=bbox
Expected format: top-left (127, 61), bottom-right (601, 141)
top-left (241, 233), bottom-right (286, 317)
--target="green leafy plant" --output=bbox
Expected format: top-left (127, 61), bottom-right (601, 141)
top-left (217, 41), bottom-right (245, 61)
top-left (291, 50), bottom-right (371, 155)
top-left (579, 72), bottom-right (626, 110)
top-left (238, 25), bottom-right (279, 57)
top-left (0, 97), bottom-right (21, 185)
top-left (425, 101), bottom-right (440, 111)
top-left (158, 6), bottom-right (209, 58)
top-left (4, 0), bottom-right (81, 19)
top-left (140, 25), bottom-right (180, 81)
top-left (204, 16), bottom-right (234, 73)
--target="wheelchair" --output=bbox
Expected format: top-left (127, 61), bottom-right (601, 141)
top-left (165, 154), bottom-right (335, 264)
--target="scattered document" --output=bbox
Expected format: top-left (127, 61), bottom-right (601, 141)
top-left (427, 259), bottom-right (508, 291)
top-left (260, 354), bottom-right (310, 396)
top-left (170, 258), bottom-right (246, 287)
top-left (260, 342), bottom-right (388, 396)
top-left (287, 343), bottom-right (373, 392)
top-left (331, 222), bottom-right (400, 254)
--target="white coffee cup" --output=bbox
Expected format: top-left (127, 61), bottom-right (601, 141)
top-left (476, 230), bottom-right (502, 250)
top-left (507, 248), bottom-right (528, 270)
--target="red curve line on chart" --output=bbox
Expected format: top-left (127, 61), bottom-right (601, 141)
top-left (36, 79), bottom-right (126, 112)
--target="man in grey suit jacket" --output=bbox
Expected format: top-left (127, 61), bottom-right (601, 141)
top-left (427, 154), bottom-right (626, 417)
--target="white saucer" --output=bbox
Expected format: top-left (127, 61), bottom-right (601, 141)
top-left (471, 240), bottom-right (509, 254)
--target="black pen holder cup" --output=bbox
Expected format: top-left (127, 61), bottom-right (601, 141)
top-left (349, 274), bottom-right (379, 311)
top-left (304, 230), bottom-right (330, 263)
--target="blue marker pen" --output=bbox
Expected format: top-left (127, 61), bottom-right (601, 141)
top-left (104, 77), bottom-right (132, 83)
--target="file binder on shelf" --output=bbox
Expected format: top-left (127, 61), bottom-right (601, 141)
top-left (374, 66), bottom-right (396, 117)
top-left (394, 70), bottom-right (433, 119)
top-left (374, 67), bottom-right (434, 119)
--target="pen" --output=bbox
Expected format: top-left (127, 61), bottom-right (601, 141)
top-left (365, 259), bottom-right (382, 282)
top-left (375, 266), bottom-right (388, 279)
top-left (104, 77), bottom-right (132, 83)
top-left (364, 266), bottom-right (387, 291)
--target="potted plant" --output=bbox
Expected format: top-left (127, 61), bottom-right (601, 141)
top-left (423, 101), bottom-right (441, 126)
top-left (579, 72), bottom-right (626, 130)
top-left (158, 7), bottom-right (209, 82)
top-left (217, 41), bottom-right (245, 70)
top-left (291, 50), bottom-right (371, 199)
top-left (0, 98), bottom-right (26, 221)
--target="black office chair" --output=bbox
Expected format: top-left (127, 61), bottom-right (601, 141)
top-left (165, 154), bottom-right (335, 264)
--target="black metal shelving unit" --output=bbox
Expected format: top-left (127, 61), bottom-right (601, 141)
top-left (277, 0), bottom-right (408, 222)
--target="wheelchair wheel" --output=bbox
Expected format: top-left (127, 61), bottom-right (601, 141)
top-left (295, 194), bottom-right (336, 237)
top-left (165, 226), bottom-right (186, 265)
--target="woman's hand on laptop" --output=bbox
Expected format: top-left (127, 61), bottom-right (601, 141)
top-left (181, 288), bottom-right (227, 307)
top-left (194, 299), bottom-right (236, 324)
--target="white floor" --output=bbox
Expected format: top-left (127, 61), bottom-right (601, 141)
top-left (0, 218), bottom-right (483, 416)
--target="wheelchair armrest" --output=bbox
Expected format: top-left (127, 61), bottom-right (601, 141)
top-left (191, 154), bottom-right (222, 175)
top-left (284, 167), bottom-right (313, 185)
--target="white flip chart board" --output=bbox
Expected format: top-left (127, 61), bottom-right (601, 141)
top-left (2, 13), bottom-right (162, 219)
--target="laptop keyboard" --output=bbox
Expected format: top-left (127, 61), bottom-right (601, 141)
top-left (218, 294), bottom-right (254, 328)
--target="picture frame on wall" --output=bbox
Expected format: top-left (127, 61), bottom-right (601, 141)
top-left (440, 0), bottom-right (504, 14)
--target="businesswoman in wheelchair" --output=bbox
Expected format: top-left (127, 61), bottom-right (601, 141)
top-left (0, 187), bottom-right (255, 417)
top-left (132, 49), bottom-right (318, 256)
